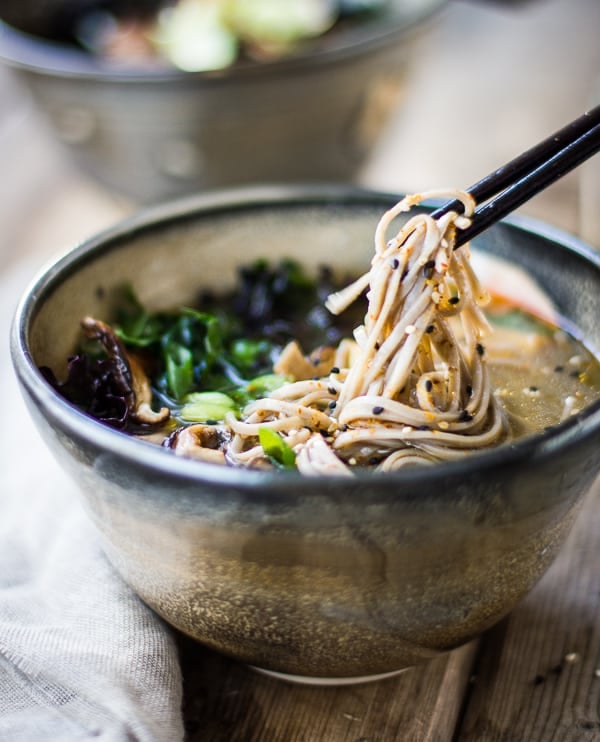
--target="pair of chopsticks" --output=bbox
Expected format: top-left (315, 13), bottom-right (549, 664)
top-left (430, 105), bottom-right (600, 248)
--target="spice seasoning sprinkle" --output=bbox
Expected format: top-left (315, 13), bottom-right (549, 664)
top-left (423, 259), bottom-right (435, 278)
top-left (391, 258), bottom-right (400, 269)
top-left (372, 406), bottom-right (384, 415)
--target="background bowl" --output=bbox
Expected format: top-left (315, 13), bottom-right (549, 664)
top-left (0, 0), bottom-right (446, 204)
top-left (11, 185), bottom-right (600, 682)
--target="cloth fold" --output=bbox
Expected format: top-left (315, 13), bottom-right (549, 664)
top-left (0, 455), bottom-right (184, 741)
top-left (1, 278), bottom-right (184, 742)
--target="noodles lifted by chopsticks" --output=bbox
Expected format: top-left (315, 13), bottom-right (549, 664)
top-left (225, 189), bottom-right (510, 475)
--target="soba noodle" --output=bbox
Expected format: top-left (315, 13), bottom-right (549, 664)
top-left (224, 189), bottom-right (510, 475)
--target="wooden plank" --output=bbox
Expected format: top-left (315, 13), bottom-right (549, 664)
top-left (458, 481), bottom-right (600, 741)
top-left (180, 637), bottom-right (478, 741)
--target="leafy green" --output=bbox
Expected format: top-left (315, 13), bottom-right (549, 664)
top-left (56, 261), bottom-right (361, 433)
top-left (488, 309), bottom-right (552, 336)
top-left (258, 427), bottom-right (296, 469)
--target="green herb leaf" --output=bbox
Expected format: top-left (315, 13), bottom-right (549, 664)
top-left (488, 308), bottom-right (552, 336)
top-left (165, 343), bottom-right (195, 400)
top-left (258, 427), bottom-right (296, 468)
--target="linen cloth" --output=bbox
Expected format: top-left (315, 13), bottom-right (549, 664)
top-left (0, 260), bottom-right (184, 741)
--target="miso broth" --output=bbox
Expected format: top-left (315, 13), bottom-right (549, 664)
top-left (41, 257), bottom-right (600, 472)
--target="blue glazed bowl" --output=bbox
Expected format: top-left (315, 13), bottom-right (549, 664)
top-left (11, 185), bottom-right (600, 682)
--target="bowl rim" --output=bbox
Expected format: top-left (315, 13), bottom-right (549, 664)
top-left (0, 0), bottom-right (447, 84)
top-left (10, 183), bottom-right (600, 493)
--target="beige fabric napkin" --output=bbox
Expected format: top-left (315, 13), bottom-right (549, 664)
top-left (0, 261), bottom-right (184, 741)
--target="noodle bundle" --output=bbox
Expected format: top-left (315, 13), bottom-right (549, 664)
top-left (225, 189), bottom-right (510, 475)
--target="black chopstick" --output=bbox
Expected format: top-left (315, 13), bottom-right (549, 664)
top-left (429, 105), bottom-right (600, 248)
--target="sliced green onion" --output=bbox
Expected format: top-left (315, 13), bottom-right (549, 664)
top-left (246, 373), bottom-right (289, 396)
top-left (258, 427), bottom-right (296, 468)
top-left (181, 391), bottom-right (236, 422)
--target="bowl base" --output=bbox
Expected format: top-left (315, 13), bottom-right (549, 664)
top-left (249, 665), bottom-right (409, 686)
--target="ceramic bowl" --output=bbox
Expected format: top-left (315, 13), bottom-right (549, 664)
top-left (11, 185), bottom-right (600, 683)
top-left (0, 0), bottom-right (446, 203)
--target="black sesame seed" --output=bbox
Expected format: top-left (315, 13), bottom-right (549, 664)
top-left (374, 342), bottom-right (380, 350)
top-left (391, 258), bottom-right (400, 269)
top-left (426, 324), bottom-right (435, 334)
top-left (418, 425), bottom-right (431, 431)
top-left (328, 401), bottom-right (337, 410)
top-left (330, 366), bottom-right (340, 374)
top-left (205, 419), bottom-right (218, 426)
top-left (341, 424), bottom-right (349, 432)
top-left (425, 380), bottom-right (433, 392)
top-left (459, 410), bottom-right (473, 422)
top-left (449, 296), bottom-right (460, 305)
top-left (401, 268), bottom-right (409, 280)
top-left (476, 343), bottom-right (485, 357)
top-left (372, 406), bottom-right (384, 415)
top-left (328, 386), bottom-right (337, 395)
top-left (423, 259), bottom-right (435, 278)
top-left (529, 386), bottom-right (539, 392)
top-left (554, 365), bottom-right (564, 373)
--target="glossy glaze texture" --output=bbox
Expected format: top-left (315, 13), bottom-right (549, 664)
top-left (11, 186), bottom-right (600, 679)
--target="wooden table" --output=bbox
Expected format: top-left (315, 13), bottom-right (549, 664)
top-left (1, 0), bottom-right (599, 739)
